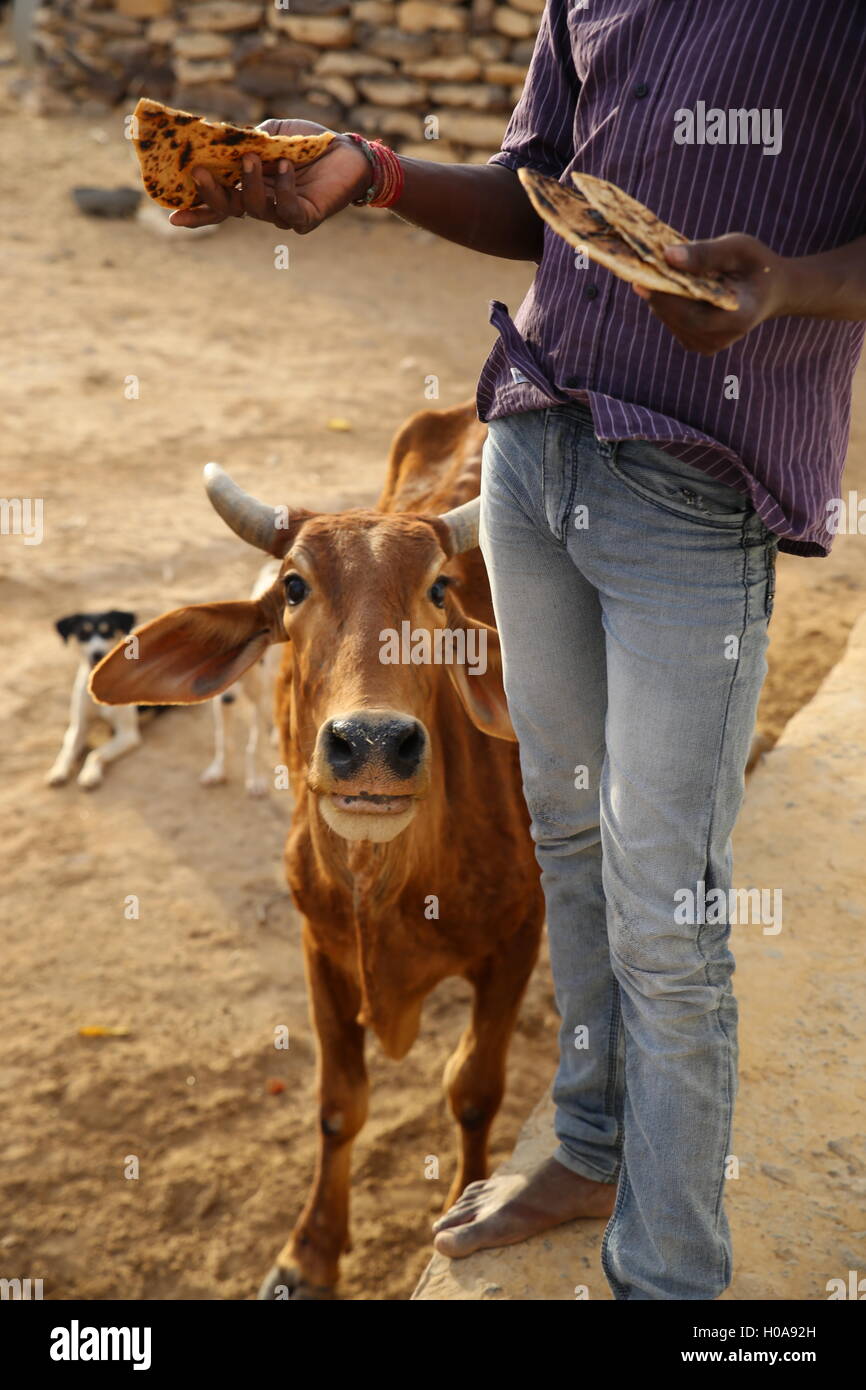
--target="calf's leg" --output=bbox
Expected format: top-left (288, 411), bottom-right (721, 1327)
top-left (259, 928), bottom-right (368, 1299)
top-left (443, 917), bottom-right (539, 1208)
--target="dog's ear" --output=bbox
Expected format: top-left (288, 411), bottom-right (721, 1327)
top-left (106, 610), bottom-right (136, 635)
top-left (55, 615), bottom-right (81, 643)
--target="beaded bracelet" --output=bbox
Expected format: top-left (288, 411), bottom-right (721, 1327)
top-left (343, 131), bottom-right (405, 209)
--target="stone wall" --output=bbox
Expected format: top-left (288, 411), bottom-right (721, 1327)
top-left (31, 0), bottom-right (544, 164)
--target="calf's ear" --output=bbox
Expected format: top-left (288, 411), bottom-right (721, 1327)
top-left (444, 605), bottom-right (516, 742)
top-left (89, 600), bottom-right (278, 706)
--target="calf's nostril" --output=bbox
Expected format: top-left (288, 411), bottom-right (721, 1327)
top-left (325, 727), bottom-right (357, 771)
top-left (395, 726), bottom-right (424, 769)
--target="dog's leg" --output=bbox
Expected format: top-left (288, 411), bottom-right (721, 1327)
top-left (201, 694), bottom-right (229, 786)
top-left (240, 662), bottom-right (271, 798)
top-left (244, 696), bottom-right (269, 798)
top-left (47, 666), bottom-right (91, 785)
top-left (245, 651), bottom-right (282, 797)
top-left (78, 707), bottom-right (141, 789)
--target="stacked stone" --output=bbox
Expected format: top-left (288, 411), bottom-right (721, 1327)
top-left (31, 0), bottom-right (544, 164)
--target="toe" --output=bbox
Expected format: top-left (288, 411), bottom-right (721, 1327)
top-left (433, 1224), bottom-right (483, 1259)
top-left (432, 1200), bottom-right (479, 1232)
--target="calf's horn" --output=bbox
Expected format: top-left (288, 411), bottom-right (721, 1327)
top-left (203, 463), bottom-right (284, 556)
top-left (438, 496), bottom-right (481, 554)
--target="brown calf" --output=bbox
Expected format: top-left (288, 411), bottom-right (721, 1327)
top-left (91, 401), bottom-right (544, 1298)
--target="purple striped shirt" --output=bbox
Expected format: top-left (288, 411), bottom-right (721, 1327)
top-left (477, 0), bottom-right (866, 555)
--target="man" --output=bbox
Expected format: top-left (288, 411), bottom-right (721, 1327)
top-left (176, 1), bottom-right (866, 1299)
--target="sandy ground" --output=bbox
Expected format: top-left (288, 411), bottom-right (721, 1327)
top-left (1, 77), bottom-right (864, 1300)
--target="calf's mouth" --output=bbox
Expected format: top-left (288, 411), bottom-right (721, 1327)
top-left (317, 787), bottom-right (420, 843)
top-left (329, 791), bottom-right (414, 815)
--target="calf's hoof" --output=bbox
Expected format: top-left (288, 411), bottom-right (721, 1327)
top-left (257, 1264), bottom-right (337, 1301)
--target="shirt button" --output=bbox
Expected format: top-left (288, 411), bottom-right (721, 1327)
top-left (586, 284), bottom-right (598, 300)
top-left (634, 81), bottom-right (649, 98)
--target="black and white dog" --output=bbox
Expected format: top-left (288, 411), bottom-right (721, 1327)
top-left (200, 560), bottom-right (282, 798)
top-left (47, 610), bottom-right (143, 789)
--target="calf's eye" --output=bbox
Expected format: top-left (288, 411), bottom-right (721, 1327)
top-left (429, 577), bottom-right (449, 609)
top-left (284, 573), bottom-right (309, 606)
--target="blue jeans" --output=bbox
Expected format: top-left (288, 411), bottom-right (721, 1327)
top-left (478, 404), bottom-right (778, 1300)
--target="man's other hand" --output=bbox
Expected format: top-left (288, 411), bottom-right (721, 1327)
top-left (632, 233), bottom-right (790, 355)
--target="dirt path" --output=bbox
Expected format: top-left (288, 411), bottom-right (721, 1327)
top-left (1, 96), bottom-right (863, 1300)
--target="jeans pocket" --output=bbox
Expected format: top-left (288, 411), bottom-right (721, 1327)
top-left (600, 440), bottom-right (753, 531)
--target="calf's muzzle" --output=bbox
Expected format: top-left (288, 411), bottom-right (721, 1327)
top-left (323, 714), bottom-right (427, 780)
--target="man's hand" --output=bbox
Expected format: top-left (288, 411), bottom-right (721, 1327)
top-left (632, 233), bottom-right (790, 355)
top-left (165, 123), bottom-right (544, 260)
top-left (168, 119), bottom-right (371, 232)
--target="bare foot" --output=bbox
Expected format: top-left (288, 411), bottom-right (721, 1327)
top-left (432, 1156), bottom-right (616, 1259)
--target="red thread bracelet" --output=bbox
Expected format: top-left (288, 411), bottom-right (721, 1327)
top-left (344, 132), bottom-right (405, 209)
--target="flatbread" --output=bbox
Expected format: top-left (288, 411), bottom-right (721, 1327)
top-left (518, 167), bottom-right (694, 297)
top-left (571, 172), bottom-right (738, 310)
top-left (131, 98), bottom-right (336, 210)
top-left (517, 168), bottom-right (738, 310)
